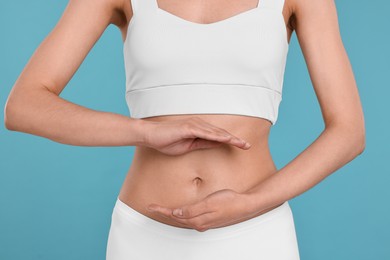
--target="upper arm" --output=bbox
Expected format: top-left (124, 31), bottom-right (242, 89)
top-left (9, 0), bottom-right (125, 97)
top-left (291, 0), bottom-right (365, 132)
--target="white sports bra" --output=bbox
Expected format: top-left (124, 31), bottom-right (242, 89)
top-left (123, 0), bottom-right (289, 125)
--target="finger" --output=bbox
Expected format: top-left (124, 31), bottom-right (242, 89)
top-left (189, 139), bottom-right (224, 150)
top-left (177, 212), bottom-right (217, 231)
top-left (187, 117), bottom-right (251, 149)
top-left (186, 129), bottom-right (251, 149)
top-left (226, 136), bottom-right (252, 149)
top-left (215, 134), bottom-right (251, 149)
top-left (148, 207), bottom-right (194, 228)
top-left (147, 204), bottom-right (196, 228)
top-left (147, 204), bottom-right (173, 217)
top-left (172, 200), bottom-right (213, 219)
top-left (148, 204), bottom-right (217, 231)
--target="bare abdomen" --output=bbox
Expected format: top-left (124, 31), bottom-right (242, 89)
top-left (118, 114), bottom-right (277, 228)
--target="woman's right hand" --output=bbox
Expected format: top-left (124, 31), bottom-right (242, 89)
top-left (141, 117), bottom-right (252, 156)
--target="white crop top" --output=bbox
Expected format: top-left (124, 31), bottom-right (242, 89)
top-left (123, 0), bottom-right (289, 125)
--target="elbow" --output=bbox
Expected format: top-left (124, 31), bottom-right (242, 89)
top-left (326, 118), bottom-right (366, 156)
top-left (4, 85), bottom-right (20, 131)
top-left (4, 94), bottom-right (27, 131)
top-left (4, 105), bottom-right (22, 132)
top-left (5, 82), bottom-right (55, 132)
top-left (4, 100), bottom-right (17, 131)
top-left (353, 118), bottom-right (366, 156)
top-left (347, 124), bottom-right (366, 157)
top-left (356, 132), bottom-right (366, 155)
top-left (347, 125), bottom-right (366, 157)
top-left (4, 85), bottom-right (39, 131)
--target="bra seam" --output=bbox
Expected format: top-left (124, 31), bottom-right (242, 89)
top-left (126, 83), bottom-right (282, 95)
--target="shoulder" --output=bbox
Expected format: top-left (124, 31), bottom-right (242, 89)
top-left (288, 0), bottom-right (338, 30)
top-left (67, 0), bottom-right (128, 27)
top-left (289, 0), bottom-right (337, 13)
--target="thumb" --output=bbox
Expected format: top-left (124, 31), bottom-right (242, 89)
top-left (189, 138), bottom-right (224, 150)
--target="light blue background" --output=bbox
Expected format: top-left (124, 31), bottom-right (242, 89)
top-left (0, 1), bottom-right (389, 259)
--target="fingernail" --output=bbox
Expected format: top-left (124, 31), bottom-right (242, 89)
top-left (245, 142), bottom-right (251, 148)
top-left (147, 206), bottom-right (155, 212)
top-left (173, 208), bottom-right (183, 216)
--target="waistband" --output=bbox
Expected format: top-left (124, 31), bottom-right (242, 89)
top-left (113, 196), bottom-right (292, 241)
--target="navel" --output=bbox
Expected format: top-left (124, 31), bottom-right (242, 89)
top-left (192, 176), bottom-right (203, 186)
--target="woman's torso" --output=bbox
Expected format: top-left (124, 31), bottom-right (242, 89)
top-left (117, 0), bottom-right (293, 228)
top-left (119, 114), bottom-right (279, 228)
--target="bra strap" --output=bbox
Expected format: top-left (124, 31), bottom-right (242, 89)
top-left (136, 0), bottom-right (159, 12)
top-left (260, 0), bottom-right (286, 13)
top-left (130, 0), bottom-right (158, 15)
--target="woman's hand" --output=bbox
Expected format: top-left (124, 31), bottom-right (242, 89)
top-left (146, 189), bottom-right (257, 232)
top-left (141, 117), bottom-right (251, 156)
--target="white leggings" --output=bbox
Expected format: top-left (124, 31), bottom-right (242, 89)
top-left (106, 197), bottom-right (300, 260)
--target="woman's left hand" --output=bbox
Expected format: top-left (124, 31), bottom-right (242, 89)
top-left (146, 189), bottom-right (257, 232)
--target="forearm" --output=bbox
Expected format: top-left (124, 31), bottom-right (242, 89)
top-left (243, 124), bottom-right (365, 213)
top-left (5, 88), bottom-right (146, 147)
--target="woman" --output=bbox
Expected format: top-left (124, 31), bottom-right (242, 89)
top-left (4, 0), bottom-right (365, 259)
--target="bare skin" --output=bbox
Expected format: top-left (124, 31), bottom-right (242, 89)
top-left (4, 0), bottom-right (365, 232)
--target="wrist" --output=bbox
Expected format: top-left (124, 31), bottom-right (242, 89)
top-left (129, 118), bottom-right (152, 147)
top-left (241, 190), bottom-right (263, 215)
